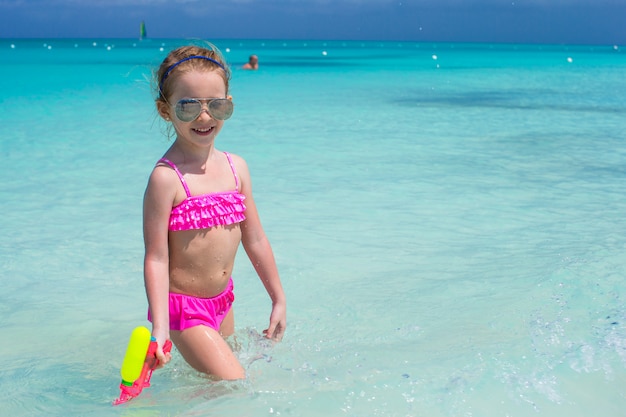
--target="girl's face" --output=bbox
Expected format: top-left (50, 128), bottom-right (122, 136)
top-left (159, 70), bottom-right (230, 147)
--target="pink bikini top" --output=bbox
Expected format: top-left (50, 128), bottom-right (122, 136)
top-left (158, 152), bottom-right (246, 232)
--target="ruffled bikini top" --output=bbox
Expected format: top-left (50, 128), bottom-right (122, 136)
top-left (157, 152), bottom-right (246, 232)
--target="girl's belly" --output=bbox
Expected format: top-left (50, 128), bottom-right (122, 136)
top-left (168, 225), bottom-right (241, 298)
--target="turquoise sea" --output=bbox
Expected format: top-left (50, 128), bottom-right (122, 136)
top-left (1, 38), bottom-right (625, 416)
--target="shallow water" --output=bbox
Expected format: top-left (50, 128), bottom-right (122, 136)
top-left (1, 39), bottom-right (625, 416)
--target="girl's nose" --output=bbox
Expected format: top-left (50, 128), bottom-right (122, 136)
top-left (197, 106), bottom-right (213, 120)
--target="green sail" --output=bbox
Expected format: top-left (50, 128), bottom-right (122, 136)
top-left (140, 21), bottom-right (147, 40)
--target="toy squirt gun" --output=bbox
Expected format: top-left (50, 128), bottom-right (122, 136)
top-left (113, 326), bottom-right (172, 405)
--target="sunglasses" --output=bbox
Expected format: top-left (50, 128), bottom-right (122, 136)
top-left (173, 98), bottom-right (234, 122)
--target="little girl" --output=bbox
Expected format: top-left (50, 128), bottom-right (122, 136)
top-left (143, 44), bottom-right (286, 380)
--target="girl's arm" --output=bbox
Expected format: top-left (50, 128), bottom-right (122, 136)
top-left (143, 166), bottom-right (177, 363)
top-left (235, 155), bottom-right (287, 341)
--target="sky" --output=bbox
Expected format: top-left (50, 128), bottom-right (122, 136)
top-left (0, 0), bottom-right (625, 44)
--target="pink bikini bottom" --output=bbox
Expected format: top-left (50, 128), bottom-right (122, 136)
top-left (149, 278), bottom-right (234, 332)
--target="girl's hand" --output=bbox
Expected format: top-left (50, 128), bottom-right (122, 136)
top-left (263, 302), bottom-right (286, 341)
top-left (153, 331), bottom-right (172, 368)
top-left (155, 342), bottom-right (172, 369)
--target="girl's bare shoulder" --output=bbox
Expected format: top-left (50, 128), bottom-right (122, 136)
top-left (145, 162), bottom-right (181, 204)
top-left (226, 152), bottom-right (250, 177)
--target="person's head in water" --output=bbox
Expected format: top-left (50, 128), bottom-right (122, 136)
top-left (242, 54), bottom-right (259, 70)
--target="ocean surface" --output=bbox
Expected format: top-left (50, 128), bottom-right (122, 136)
top-left (1, 38), bottom-right (625, 416)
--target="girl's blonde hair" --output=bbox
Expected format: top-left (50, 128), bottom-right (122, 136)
top-left (155, 43), bottom-right (231, 104)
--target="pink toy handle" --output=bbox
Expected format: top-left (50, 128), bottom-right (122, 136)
top-left (113, 339), bottom-right (173, 405)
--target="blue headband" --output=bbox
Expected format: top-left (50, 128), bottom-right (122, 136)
top-left (159, 55), bottom-right (226, 93)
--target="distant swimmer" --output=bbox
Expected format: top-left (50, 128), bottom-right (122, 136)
top-left (242, 54), bottom-right (259, 70)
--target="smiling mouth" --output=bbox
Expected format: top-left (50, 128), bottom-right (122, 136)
top-left (193, 126), bottom-right (214, 134)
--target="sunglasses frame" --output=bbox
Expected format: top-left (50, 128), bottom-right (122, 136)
top-left (173, 97), bottom-right (234, 122)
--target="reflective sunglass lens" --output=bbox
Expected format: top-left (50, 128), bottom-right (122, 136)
top-left (175, 99), bottom-right (202, 122)
top-left (209, 99), bottom-right (234, 120)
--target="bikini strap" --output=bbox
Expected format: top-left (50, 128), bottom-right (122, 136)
top-left (223, 152), bottom-right (240, 191)
top-left (157, 158), bottom-right (191, 197)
